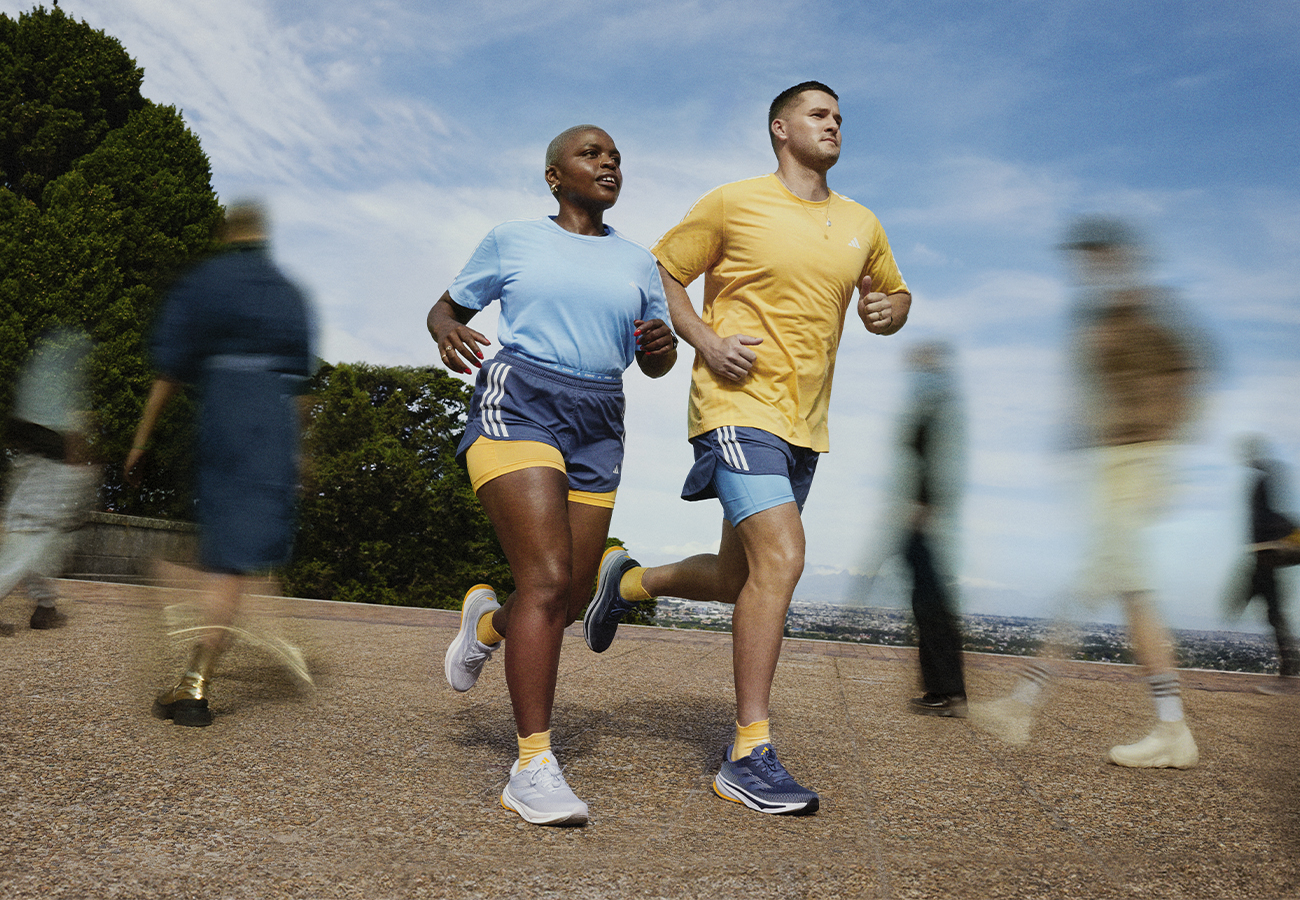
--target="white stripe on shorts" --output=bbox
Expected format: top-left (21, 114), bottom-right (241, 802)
top-left (718, 425), bottom-right (750, 471)
top-left (481, 362), bottom-right (512, 438)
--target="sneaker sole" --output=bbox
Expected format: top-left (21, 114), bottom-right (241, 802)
top-left (1108, 747), bottom-right (1199, 769)
top-left (583, 547), bottom-right (629, 653)
top-left (500, 790), bottom-right (589, 826)
top-left (908, 703), bottom-right (968, 718)
top-left (712, 772), bottom-right (819, 815)
top-left (444, 585), bottom-right (495, 692)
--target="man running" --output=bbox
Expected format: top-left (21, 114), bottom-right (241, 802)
top-left (585, 82), bottom-right (911, 815)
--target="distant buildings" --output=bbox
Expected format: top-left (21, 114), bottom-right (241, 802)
top-left (651, 598), bottom-right (1280, 674)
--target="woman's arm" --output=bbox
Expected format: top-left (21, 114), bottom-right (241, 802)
top-left (427, 292), bottom-right (491, 373)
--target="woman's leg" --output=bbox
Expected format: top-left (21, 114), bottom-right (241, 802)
top-left (475, 466), bottom-right (574, 738)
top-left (564, 500), bottom-right (615, 624)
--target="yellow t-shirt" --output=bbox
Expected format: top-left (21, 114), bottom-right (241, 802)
top-left (653, 174), bottom-right (909, 452)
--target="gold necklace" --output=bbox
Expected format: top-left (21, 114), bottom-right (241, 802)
top-left (776, 174), bottom-right (832, 236)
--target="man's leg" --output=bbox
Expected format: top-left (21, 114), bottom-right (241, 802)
top-left (1108, 590), bottom-right (1198, 768)
top-left (154, 571), bottom-right (244, 727)
top-left (639, 504), bottom-right (802, 727)
top-left (727, 503), bottom-right (804, 728)
top-left (27, 530), bottom-right (76, 629)
top-left (1251, 554), bottom-right (1299, 679)
top-left (641, 505), bottom-right (818, 815)
top-left (905, 529), bottom-right (967, 714)
top-left (0, 530), bottom-right (58, 634)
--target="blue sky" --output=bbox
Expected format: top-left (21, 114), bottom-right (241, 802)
top-left (8, 0), bottom-right (1300, 630)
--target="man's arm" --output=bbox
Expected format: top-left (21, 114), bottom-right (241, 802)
top-left (658, 263), bottom-right (762, 383)
top-left (124, 377), bottom-right (181, 486)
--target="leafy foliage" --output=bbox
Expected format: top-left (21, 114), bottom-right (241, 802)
top-left (0, 5), bottom-right (221, 516)
top-left (283, 362), bottom-right (513, 609)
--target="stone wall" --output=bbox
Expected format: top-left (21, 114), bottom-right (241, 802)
top-left (64, 512), bottom-right (197, 584)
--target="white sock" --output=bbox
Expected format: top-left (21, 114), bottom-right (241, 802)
top-left (1148, 672), bottom-right (1184, 722)
top-left (1010, 662), bottom-right (1051, 706)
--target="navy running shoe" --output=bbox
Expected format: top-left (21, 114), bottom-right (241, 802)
top-left (713, 743), bottom-right (819, 815)
top-left (583, 546), bottom-right (639, 653)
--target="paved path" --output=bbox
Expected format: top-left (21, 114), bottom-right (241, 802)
top-left (1, 580), bottom-right (1296, 899)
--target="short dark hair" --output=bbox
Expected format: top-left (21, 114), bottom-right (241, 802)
top-left (764, 81), bottom-right (837, 152)
top-left (545, 124), bottom-right (603, 168)
top-left (768, 81), bottom-right (838, 133)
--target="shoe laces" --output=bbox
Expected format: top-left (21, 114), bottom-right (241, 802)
top-left (527, 757), bottom-right (569, 791)
top-left (751, 746), bottom-right (795, 785)
top-left (464, 640), bottom-right (496, 672)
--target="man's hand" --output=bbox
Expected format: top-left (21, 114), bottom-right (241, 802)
top-left (700, 332), bottom-right (763, 383)
top-left (857, 275), bottom-right (910, 336)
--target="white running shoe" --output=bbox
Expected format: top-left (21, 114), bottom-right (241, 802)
top-left (500, 754), bottom-right (589, 826)
top-left (444, 585), bottom-right (501, 692)
top-left (969, 697), bottom-right (1034, 746)
top-left (1108, 719), bottom-right (1199, 769)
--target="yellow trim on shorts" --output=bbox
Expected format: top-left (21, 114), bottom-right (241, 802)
top-left (568, 488), bottom-right (617, 509)
top-left (466, 437), bottom-right (617, 508)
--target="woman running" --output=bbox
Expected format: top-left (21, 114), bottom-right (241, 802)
top-left (427, 125), bottom-right (676, 825)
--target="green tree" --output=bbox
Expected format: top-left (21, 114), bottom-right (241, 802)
top-left (0, 5), bottom-right (221, 515)
top-left (284, 362), bottom-right (512, 608)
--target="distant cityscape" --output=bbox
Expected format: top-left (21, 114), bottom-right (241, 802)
top-left (649, 598), bottom-right (1283, 674)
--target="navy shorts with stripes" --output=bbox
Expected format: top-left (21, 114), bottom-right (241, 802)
top-left (456, 349), bottom-right (626, 494)
top-left (681, 426), bottom-right (819, 522)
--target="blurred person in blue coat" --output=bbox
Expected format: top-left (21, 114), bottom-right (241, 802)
top-left (125, 202), bottom-right (315, 727)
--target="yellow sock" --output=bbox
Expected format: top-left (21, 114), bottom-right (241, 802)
top-left (517, 729), bottom-right (552, 767)
top-left (476, 611), bottom-right (503, 645)
top-left (732, 719), bottom-right (771, 760)
top-left (619, 566), bottom-right (652, 602)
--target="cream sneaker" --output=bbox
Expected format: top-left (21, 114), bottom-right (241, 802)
top-left (1108, 719), bottom-right (1198, 769)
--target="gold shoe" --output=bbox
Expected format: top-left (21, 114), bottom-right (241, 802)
top-left (153, 643), bottom-right (221, 727)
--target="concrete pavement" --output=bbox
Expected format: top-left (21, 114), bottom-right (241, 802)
top-left (1, 580), bottom-right (1296, 899)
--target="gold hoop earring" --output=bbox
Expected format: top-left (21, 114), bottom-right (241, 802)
top-left (549, 183), bottom-right (560, 196)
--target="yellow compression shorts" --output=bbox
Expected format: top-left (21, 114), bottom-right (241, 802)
top-left (464, 437), bottom-right (617, 509)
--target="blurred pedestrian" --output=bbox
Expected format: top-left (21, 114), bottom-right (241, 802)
top-left (974, 217), bottom-right (1206, 768)
top-left (0, 329), bottom-right (100, 634)
top-left (893, 342), bottom-right (968, 717)
top-left (1227, 435), bottom-right (1300, 693)
top-left (125, 202), bottom-right (315, 727)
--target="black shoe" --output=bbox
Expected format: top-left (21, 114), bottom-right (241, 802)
top-left (153, 695), bottom-right (213, 727)
top-left (29, 606), bottom-right (67, 630)
top-left (908, 692), bottom-right (968, 718)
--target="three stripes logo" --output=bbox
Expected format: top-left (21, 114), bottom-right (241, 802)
top-left (717, 425), bottom-right (750, 471)
top-left (480, 361), bottom-right (512, 437)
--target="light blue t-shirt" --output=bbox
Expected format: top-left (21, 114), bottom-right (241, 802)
top-left (449, 217), bottom-right (669, 379)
